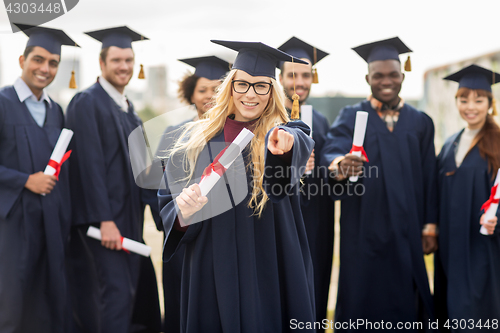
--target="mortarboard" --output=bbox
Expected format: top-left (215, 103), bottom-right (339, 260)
top-left (444, 64), bottom-right (500, 115)
top-left (278, 36), bottom-right (329, 83)
top-left (211, 40), bottom-right (307, 79)
top-left (211, 40), bottom-right (307, 119)
top-left (443, 64), bottom-right (500, 92)
top-left (352, 37), bottom-right (412, 71)
top-left (14, 23), bottom-right (79, 56)
top-left (85, 26), bottom-right (149, 79)
top-left (178, 56), bottom-right (231, 81)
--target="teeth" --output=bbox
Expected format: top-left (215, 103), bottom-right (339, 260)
top-left (35, 75), bottom-right (47, 80)
top-left (242, 102), bottom-right (257, 106)
top-left (382, 89), bottom-right (392, 93)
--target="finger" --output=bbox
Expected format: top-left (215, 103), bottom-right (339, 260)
top-left (190, 183), bottom-right (202, 197)
top-left (182, 188), bottom-right (199, 206)
top-left (178, 194), bottom-right (197, 209)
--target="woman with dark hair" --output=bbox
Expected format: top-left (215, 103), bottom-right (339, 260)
top-left (177, 56), bottom-right (230, 119)
top-left (435, 64), bottom-right (500, 329)
top-left (159, 40), bottom-right (316, 332)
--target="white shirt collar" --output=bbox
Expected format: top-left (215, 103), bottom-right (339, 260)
top-left (99, 76), bottom-right (129, 111)
top-left (13, 77), bottom-right (52, 106)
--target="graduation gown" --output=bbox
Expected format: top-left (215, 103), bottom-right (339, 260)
top-left (299, 109), bottom-right (335, 326)
top-left (65, 82), bottom-right (161, 333)
top-left (159, 121), bottom-right (316, 333)
top-left (320, 100), bottom-right (437, 331)
top-left (434, 130), bottom-right (500, 329)
top-left (0, 86), bottom-right (71, 333)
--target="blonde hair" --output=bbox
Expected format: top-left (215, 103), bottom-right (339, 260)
top-left (169, 69), bottom-right (290, 217)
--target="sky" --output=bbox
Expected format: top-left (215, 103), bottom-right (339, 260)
top-left (1, 0), bottom-right (499, 101)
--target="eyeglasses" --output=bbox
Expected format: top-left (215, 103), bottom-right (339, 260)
top-left (232, 80), bottom-right (272, 95)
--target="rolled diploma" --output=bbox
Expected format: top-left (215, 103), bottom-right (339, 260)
top-left (301, 105), bottom-right (313, 175)
top-left (44, 128), bottom-right (74, 175)
top-left (87, 226), bottom-right (151, 257)
top-left (480, 168), bottom-right (500, 235)
top-left (349, 111), bottom-right (369, 182)
top-left (198, 127), bottom-right (254, 197)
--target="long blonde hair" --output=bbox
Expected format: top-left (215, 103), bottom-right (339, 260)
top-left (170, 69), bottom-right (290, 217)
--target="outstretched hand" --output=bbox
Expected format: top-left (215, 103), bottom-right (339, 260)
top-left (267, 127), bottom-right (294, 155)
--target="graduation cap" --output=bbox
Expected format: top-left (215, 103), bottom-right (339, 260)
top-left (14, 23), bottom-right (80, 88)
top-left (178, 56), bottom-right (231, 81)
top-left (14, 23), bottom-right (79, 55)
top-left (444, 64), bottom-right (500, 115)
top-left (85, 26), bottom-right (149, 79)
top-left (277, 36), bottom-right (329, 83)
top-left (211, 40), bottom-right (307, 119)
top-left (352, 37), bottom-right (412, 71)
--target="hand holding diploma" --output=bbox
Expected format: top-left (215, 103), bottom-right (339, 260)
top-left (87, 226), bottom-right (152, 257)
top-left (349, 111), bottom-right (369, 182)
top-left (480, 168), bottom-right (500, 235)
top-left (176, 184), bottom-right (208, 220)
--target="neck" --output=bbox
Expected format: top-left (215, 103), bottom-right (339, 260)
top-left (102, 75), bottom-right (125, 94)
top-left (285, 98), bottom-right (293, 110)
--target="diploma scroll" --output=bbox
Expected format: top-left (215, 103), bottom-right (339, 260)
top-left (198, 128), bottom-right (254, 197)
top-left (349, 111), bottom-right (369, 182)
top-left (44, 128), bottom-right (73, 177)
top-left (301, 105), bottom-right (313, 175)
top-left (480, 168), bottom-right (500, 235)
top-left (87, 226), bottom-right (152, 257)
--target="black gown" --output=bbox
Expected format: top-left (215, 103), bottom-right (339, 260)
top-left (159, 120), bottom-right (316, 332)
top-left (65, 81), bottom-right (161, 333)
top-left (435, 129), bottom-right (500, 331)
top-left (0, 85), bottom-right (71, 333)
top-left (320, 100), bottom-right (438, 331)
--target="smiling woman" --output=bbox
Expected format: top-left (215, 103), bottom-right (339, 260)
top-left (158, 40), bottom-right (316, 332)
top-left (435, 64), bottom-right (500, 329)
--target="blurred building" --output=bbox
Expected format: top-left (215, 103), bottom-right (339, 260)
top-left (421, 50), bottom-right (500, 148)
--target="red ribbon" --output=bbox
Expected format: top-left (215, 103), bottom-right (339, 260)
top-left (349, 145), bottom-right (369, 162)
top-left (201, 147), bottom-right (228, 181)
top-left (481, 184), bottom-right (500, 212)
top-left (120, 237), bottom-right (130, 254)
top-left (47, 150), bottom-right (72, 180)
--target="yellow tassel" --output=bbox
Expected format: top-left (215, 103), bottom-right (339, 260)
top-left (291, 94), bottom-right (300, 120)
top-left (492, 98), bottom-right (498, 116)
top-left (138, 64), bottom-right (145, 79)
top-left (404, 55), bottom-right (411, 72)
top-left (312, 67), bottom-right (319, 84)
top-left (69, 70), bottom-right (77, 89)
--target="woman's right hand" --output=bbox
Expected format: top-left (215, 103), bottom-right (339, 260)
top-left (176, 183), bottom-right (208, 219)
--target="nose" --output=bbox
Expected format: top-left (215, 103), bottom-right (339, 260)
top-left (39, 60), bottom-right (49, 73)
top-left (246, 86), bottom-right (257, 98)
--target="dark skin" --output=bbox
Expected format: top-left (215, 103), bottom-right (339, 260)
top-left (328, 59), bottom-right (438, 254)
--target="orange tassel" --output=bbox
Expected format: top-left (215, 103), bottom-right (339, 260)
top-left (312, 68), bottom-right (319, 84)
top-left (69, 70), bottom-right (77, 89)
top-left (291, 94), bottom-right (300, 120)
top-left (404, 55), bottom-right (411, 72)
top-left (492, 98), bottom-right (498, 116)
top-left (138, 64), bottom-right (145, 79)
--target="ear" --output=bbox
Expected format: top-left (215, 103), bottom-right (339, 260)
top-left (365, 74), bottom-right (370, 85)
top-left (99, 56), bottom-right (105, 73)
top-left (401, 72), bottom-right (405, 83)
top-left (279, 73), bottom-right (283, 86)
top-left (19, 55), bottom-right (24, 69)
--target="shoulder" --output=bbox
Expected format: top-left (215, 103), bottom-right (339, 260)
top-left (0, 85), bottom-right (16, 100)
top-left (312, 109), bottom-right (329, 124)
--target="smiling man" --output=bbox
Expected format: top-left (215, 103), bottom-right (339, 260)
top-left (278, 36), bottom-right (334, 330)
top-left (0, 25), bottom-right (78, 333)
top-left (65, 26), bottom-right (161, 333)
top-left (320, 37), bottom-right (439, 331)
